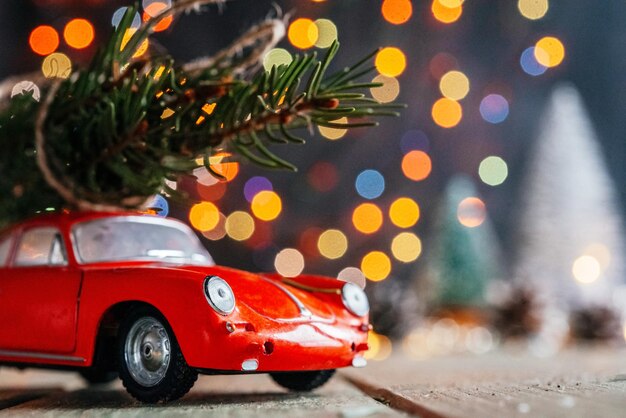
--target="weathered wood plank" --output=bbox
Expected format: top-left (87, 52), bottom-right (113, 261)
top-left (0, 373), bottom-right (400, 417)
top-left (343, 347), bottom-right (626, 418)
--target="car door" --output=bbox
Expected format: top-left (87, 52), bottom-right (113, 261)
top-left (0, 226), bottom-right (82, 354)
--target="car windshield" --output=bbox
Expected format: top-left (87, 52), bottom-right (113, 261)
top-left (73, 216), bottom-right (214, 265)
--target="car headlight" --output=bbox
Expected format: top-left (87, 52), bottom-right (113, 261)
top-left (204, 276), bottom-right (235, 315)
top-left (341, 283), bottom-right (369, 317)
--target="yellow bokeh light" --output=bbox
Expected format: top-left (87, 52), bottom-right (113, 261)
top-left (314, 19), bottom-right (338, 48)
top-left (263, 48), bottom-right (293, 71)
top-left (318, 117), bottom-right (348, 140)
top-left (41, 53), bottom-right (72, 79)
top-left (189, 201), bottom-right (220, 232)
top-left (225, 211), bottom-right (255, 241)
top-left (352, 203), bottom-right (383, 234)
top-left (251, 190), bottom-right (282, 221)
top-left (370, 75), bottom-right (400, 103)
top-left (391, 232), bottom-right (422, 263)
top-left (439, 70), bottom-right (470, 100)
top-left (364, 331), bottom-right (392, 361)
top-left (361, 251), bottom-right (391, 281)
top-left (432, 98), bottom-right (462, 128)
top-left (535, 36), bottom-right (565, 68)
top-left (121, 29), bottom-right (149, 58)
top-left (375, 47), bottom-right (407, 77)
top-left (431, 0), bottom-right (463, 24)
top-left (518, 0), bottom-right (549, 20)
top-left (389, 197), bottom-right (420, 228)
top-left (457, 197), bottom-right (486, 228)
top-left (317, 229), bottom-right (348, 259)
top-left (381, 0), bottom-right (413, 25)
top-left (275, 248), bottom-right (305, 278)
top-left (288, 18), bottom-right (318, 49)
top-left (402, 150), bottom-right (432, 182)
top-left (572, 255), bottom-right (601, 284)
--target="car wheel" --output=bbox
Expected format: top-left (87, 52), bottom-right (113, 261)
top-left (79, 368), bottom-right (117, 385)
top-left (270, 369), bottom-right (336, 392)
top-left (117, 307), bottom-right (197, 403)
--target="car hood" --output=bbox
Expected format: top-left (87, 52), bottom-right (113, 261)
top-left (85, 262), bottom-right (338, 320)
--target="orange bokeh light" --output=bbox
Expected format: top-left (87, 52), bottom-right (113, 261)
top-left (209, 153), bottom-right (239, 182)
top-left (375, 47), bottom-right (407, 77)
top-left (352, 203), bottom-right (383, 234)
top-left (382, 0), bottom-right (413, 25)
top-left (432, 98), bottom-right (463, 128)
top-left (142, 2), bottom-right (173, 32)
top-left (288, 18), bottom-right (318, 49)
top-left (189, 201), bottom-right (220, 232)
top-left (64, 19), bottom-right (94, 50)
top-left (29, 25), bottom-right (59, 56)
top-left (401, 151), bottom-right (432, 182)
top-left (431, 0), bottom-right (463, 24)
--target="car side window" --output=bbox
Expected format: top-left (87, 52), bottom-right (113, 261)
top-left (0, 234), bottom-right (13, 266)
top-left (14, 227), bottom-right (67, 267)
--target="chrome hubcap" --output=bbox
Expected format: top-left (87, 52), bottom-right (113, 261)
top-left (124, 317), bottom-right (171, 387)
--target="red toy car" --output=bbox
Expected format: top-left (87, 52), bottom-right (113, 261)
top-left (0, 211), bottom-right (370, 403)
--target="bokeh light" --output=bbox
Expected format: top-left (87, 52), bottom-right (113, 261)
top-left (355, 169), bottom-right (385, 200)
top-left (381, 0), bottom-right (413, 25)
top-left (338, 267), bottom-right (366, 289)
top-left (197, 181), bottom-right (226, 202)
top-left (208, 153), bottom-right (239, 182)
top-left (429, 52), bottom-right (458, 79)
top-left (143, 2), bottom-right (174, 32)
top-left (431, 0), bottom-right (463, 24)
top-left (457, 197), bottom-right (486, 228)
top-left (439, 70), bottom-right (470, 100)
top-left (479, 94), bottom-right (509, 124)
top-left (288, 18), bottom-right (319, 49)
top-left (275, 248), bottom-right (305, 277)
top-left (370, 75), bottom-right (400, 103)
top-left (225, 211), bottom-right (255, 241)
top-left (364, 331), bottom-right (393, 361)
top-left (572, 255), bottom-right (601, 284)
top-left (520, 46), bottom-right (548, 76)
top-left (375, 47), bottom-right (407, 77)
top-left (478, 156), bottom-right (508, 186)
top-left (400, 130), bottom-right (430, 154)
top-left (535, 36), bottom-right (565, 68)
top-left (263, 48), bottom-right (293, 71)
top-left (11, 81), bottom-right (41, 102)
top-left (352, 203), bottom-right (384, 234)
top-left (314, 19), bottom-right (338, 48)
top-left (318, 117), bottom-right (348, 140)
top-left (189, 201), bottom-right (220, 232)
top-left (518, 0), bottom-right (549, 20)
top-left (121, 29), bottom-right (149, 58)
top-left (29, 26), bottom-right (59, 56)
top-left (112, 7), bottom-right (142, 29)
top-left (361, 251), bottom-right (392, 281)
top-left (42, 53), bottom-right (72, 79)
top-left (401, 150), bottom-right (432, 181)
top-left (308, 161), bottom-right (339, 192)
top-left (389, 197), bottom-right (420, 228)
top-left (145, 195), bottom-right (169, 217)
top-left (64, 19), bottom-right (94, 49)
top-left (244, 176), bottom-right (273, 203)
top-left (299, 227), bottom-right (323, 257)
top-left (391, 232), bottom-right (422, 263)
top-left (317, 229), bottom-right (348, 260)
top-left (432, 98), bottom-right (462, 128)
top-left (202, 213), bottom-right (227, 241)
top-left (251, 190), bottom-right (282, 221)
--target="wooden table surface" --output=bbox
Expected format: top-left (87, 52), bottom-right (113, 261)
top-left (1, 346), bottom-right (625, 417)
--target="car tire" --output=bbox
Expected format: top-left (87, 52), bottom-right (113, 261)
top-left (270, 369), bottom-right (336, 392)
top-left (117, 306), bottom-right (197, 403)
top-left (79, 368), bottom-right (118, 385)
